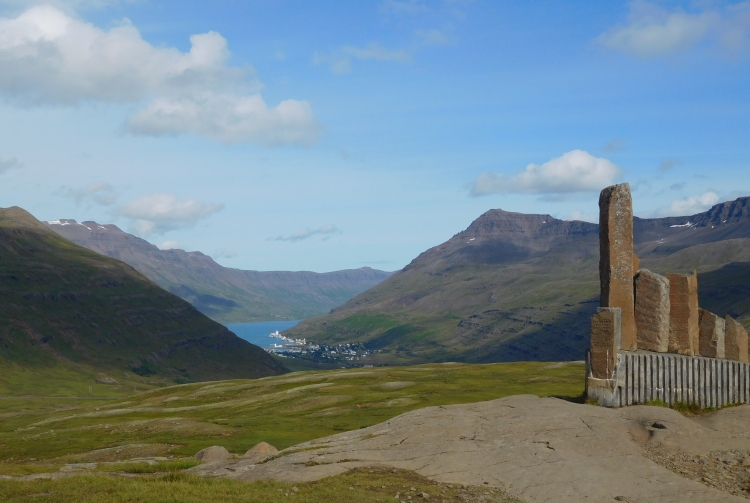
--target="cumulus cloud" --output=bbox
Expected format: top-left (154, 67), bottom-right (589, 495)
top-left (654, 191), bottom-right (720, 217)
top-left (0, 156), bottom-right (19, 174)
top-left (117, 192), bottom-right (223, 236)
top-left (313, 43), bottom-right (410, 74)
top-left (598, 1), bottom-right (750, 58)
top-left (274, 225), bottom-right (340, 242)
top-left (64, 182), bottom-right (117, 206)
top-left (470, 150), bottom-right (621, 197)
top-left (0, 6), bottom-right (319, 145)
top-left (127, 93), bottom-right (319, 146)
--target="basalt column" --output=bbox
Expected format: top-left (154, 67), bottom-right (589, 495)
top-left (599, 184), bottom-right (636, 350)
top-left (725, 315), bottom-right (749, 363)
top-left (666, 272), bottom-right (700, 356)
top-left (589, 307), bottom-right (622, 380)
top-left (634, 269), bottom-right (670, 353)
top-left (698, 309), bottom-right (725, 359)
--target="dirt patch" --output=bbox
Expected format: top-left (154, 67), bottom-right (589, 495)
top-left (645, 448), bottom-right (750, 499)
top-left (377, 381), bottom-right (416, 390)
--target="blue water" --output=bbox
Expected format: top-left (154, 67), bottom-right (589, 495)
top-left (226, 320), bottom-right (301, 348)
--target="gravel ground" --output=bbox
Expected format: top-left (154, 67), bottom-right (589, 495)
top-left (645, 448), bottom-right (750, 499)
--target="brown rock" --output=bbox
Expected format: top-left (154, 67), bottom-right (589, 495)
top-left (634, 269), bottom-right (670, 353)
top-left (590, 307), bottom-right (621, 379)
top-left (724, 316), bottom-right (748, 363)
top-left (195, 446), bottom-right (233, 463)
top-left (599, 184), bottom-right (636, 350)
top-left (242, 442), bottom-right (278, 458)
top-left (698, 309), bottom-right (725, 359)
top-left (666, 272), bottom-right (700, 356)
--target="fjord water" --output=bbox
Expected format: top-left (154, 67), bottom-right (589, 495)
top-left (226, 320), bottom-right (301, 348)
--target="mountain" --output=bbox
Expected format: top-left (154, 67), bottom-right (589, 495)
top-left (0, 206), bottom-right (287, 384)
top-left (45, 220), bottom-right (392, 323)
top-left (285, 197), bottom-right (750, 365)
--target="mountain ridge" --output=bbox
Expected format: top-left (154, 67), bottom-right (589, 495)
top-left (286, 196), bottom-right (750, 365)
top-left (45, 219), bottom-right (392, 323)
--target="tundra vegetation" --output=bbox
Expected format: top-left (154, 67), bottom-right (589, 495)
top-left (0, 361), bottom-right (581, 502)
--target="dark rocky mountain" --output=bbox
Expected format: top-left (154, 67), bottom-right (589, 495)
top-left (0, 207), bottom-right (287, 385)
top-left (46, 220), bottom-right (392, 323)
top-left (285, 197), bottom-right (750, 365)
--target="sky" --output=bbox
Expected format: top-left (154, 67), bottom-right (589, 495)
top-left (0, 0), bottom-right (749, 272)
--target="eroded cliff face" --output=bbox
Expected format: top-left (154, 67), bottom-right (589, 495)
top-left (46, 220), bottom-right (392, 323)
top-left (287, 197), bottom-right (750, 365)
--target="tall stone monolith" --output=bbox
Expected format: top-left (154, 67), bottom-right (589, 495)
top-left (599, 184), bottom-right (636, 350)
top-left (634, 269), bottom-right (670, 353)
top-left (666, 272), bottom-right (699, 355)
top-left (589, 307), bottom-right (622, 380)
top-left (725, 315), bottom-right (749, 363)
top-left (699, 309), bottom-right (725, 358)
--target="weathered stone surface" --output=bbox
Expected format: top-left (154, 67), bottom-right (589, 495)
top-left (589, 307), bottom-right (621, 379)
top-left (634, 269), bottom-right (670, 353)
top-left (699, 309), bottom-right (726, 359)
top-left (203, 395), bottom-right (750, 503)
top-left (666, 272), bottom-right (700, 356)
top-left (242, 442), bottom-right (278, 459)
top-left (599, 183), bottom-right (636, 350)
top-left (724, 316), bottom-right (748, 363)
top-left (195, 445), bottom-right (234, 463)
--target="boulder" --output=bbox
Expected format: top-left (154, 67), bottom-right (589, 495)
top-left (599, 184), bottom-right (636, 350)
top-left (589, 307), bottom-right (621, 379)
top-left (666, 272), bottom-right (700, 356)
top-left (724, 316), bottom-right (748, 363)
top-left (195, 446), bottom-right (234, 463)
top-left (698, 309), bottom-right (726, 359)
top-left (242, 442), bottom-right (278, 459)
top-left (634, 269), bottom-right (670, 353)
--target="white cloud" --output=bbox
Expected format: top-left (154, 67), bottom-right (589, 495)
top-left (157, 240), bottom-right (180, 250)
top-left (0, 156), bottom-right (19, 174)
top-left (598, 1), bottom-right (750, 58)
top-left (64, 182), bottom-right (116, 205)
top-left (127, 92), bottom-right (319, 146)
top-left (314, 42), bottom-right (410, 74)
top-left (117, 192), bottom-right (223, 236)
top-left (0, 6), bottom-right (319, 145)
top-left (275, 225), bottom-right (340, 242)
top-left (470, 150), bottom-right (621, 197)
top-left (654, 191), bottom-right (720, 217)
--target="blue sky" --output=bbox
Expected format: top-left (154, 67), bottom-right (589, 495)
top-left (0, 0), bottom-right (748, 272)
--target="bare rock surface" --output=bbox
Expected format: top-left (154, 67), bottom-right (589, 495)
top-left (196, 395), bottom-right (750, 503)
top-left (725, 316), bottom-right (749, 362)
top-left (242, 442), bottom-right (278, 459)
top-left (194, 445), bottom-right (234, 463)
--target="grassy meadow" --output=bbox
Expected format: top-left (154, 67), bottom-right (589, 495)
top-left (0, 361), bottom-right (584, 468)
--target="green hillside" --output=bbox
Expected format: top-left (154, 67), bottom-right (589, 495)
top-left (0, 206), bottom-right (287, 386)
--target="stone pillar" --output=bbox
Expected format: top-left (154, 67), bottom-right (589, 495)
top-left (666, 272), bottom-right (700, 356)
top-left (725, 315), bottom-right (749, 363)
top-left (634, 269), bottom-right (670, 353)
top-left (599, 184), bottom-right (636, 350)
top-left (699, 309), bottom-right (726, 359)
top-left (590, 307), bottom-right (622, 379)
